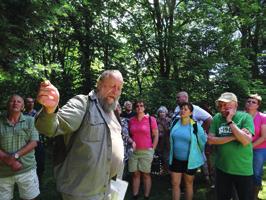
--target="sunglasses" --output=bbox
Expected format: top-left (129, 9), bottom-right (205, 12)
top-left (247, 100), bottom-right (257, 104)
top-left (136, 104), bottom-right (144, 108)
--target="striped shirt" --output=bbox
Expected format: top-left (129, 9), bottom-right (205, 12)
top-left (0, 114), bottom-right (39, 177)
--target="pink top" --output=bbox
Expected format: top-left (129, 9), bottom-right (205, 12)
top-left (129, 115), bottom-right (158, 150)
top-left (252, 112), bottom-right (266, 149)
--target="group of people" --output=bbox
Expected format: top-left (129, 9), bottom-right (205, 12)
top-left (0, 69), bottom-right (265, 200)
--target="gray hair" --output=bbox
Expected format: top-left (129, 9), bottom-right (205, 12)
top-left (7, 94), bottom-right (25, 112)
top-left (8, 94), bottom-right (24, 105)
top-left (96, 70), bottom-right (123, 90)
top-left (124, 101), bottom-right (132, 107)
top-left (157, 106), bottom-right (168, 115)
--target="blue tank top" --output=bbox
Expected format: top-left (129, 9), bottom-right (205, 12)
top-left (172, 124), bottom-right (191, 161)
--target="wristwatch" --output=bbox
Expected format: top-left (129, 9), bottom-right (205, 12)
top-left (13, 153), bottom-right (20, 159)
top-left (227, 121), bottom-right (233, 126)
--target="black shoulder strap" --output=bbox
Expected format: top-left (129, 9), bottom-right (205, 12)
top-left (193, 122), bottom-right (198, 135)
top-left (192, 121), bottom-right (202, 151)
top-left (170, 117), bottom-right (179, 130)
top-left (171, 111), bottom-right (179, 121)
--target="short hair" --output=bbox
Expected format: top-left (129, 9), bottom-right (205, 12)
top-left (96, 70), bottom-right (123, 89)
top-left (248, 94), bottom-right (262, 105)
top-left (124, 101), bottom-right (132, 107)
top-left (176, 91), bottom-right (188, 98)
top-left (133, 99), bottom-right (145, 109)
top-left (7, 94), bottom-right (24, 107)
top-left (157, 106), bottom-right (168, 115)
top-left (179, 102), bottom-right (193, 112)
top-left (25, 97), bottom-right (34, 103)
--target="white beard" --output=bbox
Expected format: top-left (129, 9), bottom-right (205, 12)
top-left (98, 95), bottom-right (119, 113)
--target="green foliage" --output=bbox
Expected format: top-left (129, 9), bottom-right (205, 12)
top-left (0, 0), bottom-right (265, 112)
top-left (0, 0), bottom-right (57, 70)
top-left (25, 64), bottom-right (62, 81)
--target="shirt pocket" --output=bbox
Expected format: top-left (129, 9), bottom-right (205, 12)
top-left (83, 114), bottom-right (106, 142)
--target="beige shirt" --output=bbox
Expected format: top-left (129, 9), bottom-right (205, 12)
top-left (104, 112), bottom-right (124, 178)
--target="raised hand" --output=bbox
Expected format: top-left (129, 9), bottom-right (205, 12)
top-left (37, 80), bottom-right (60, 114)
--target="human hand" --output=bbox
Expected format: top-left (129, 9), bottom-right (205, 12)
top-left (37, 80), bottom-right (60, 113)
top-left (225, 108), bottom-right (236, 122)
top-left (132, 141), bottom-right (136, 150)
top-left (207, 135), bottom-right (216, 145)
top-left (10, 160), bottom-right (22, 171)
top-left (2, 155), bottom-right (22, 171)
top-left (241, 128), bottom-right (252, 137)
top-left (241, 128), bottom-right (250, 134)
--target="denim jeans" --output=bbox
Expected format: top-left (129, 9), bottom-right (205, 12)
top-left (253, 148), bottom-right (266, 186)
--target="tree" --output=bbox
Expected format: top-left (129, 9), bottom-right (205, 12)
top-left (0, 0), bottom-right (265, 112)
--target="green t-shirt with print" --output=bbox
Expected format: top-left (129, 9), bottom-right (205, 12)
top-left (209, 111), bottom-right (254, 176)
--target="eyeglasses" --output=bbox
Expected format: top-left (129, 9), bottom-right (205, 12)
top-left (247, 100), bottom-right (257, 104)
top-left (136, 104), bottom-right (144, 108)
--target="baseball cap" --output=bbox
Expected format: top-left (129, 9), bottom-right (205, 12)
top-left (216, 92), bottom-right (238, 103)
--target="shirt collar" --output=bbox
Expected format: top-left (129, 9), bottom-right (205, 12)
top-left (5, 113), bottom-right (26, 126)
top-left (89, 90), bottom-right (98, 101)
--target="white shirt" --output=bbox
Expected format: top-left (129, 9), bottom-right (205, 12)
top-left (173, 104), bottom-right (212, 125)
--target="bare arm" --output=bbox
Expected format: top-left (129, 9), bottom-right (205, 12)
top-left (152, 129), bottom-right (159, 150)
top-left (202, 117), bottom-right (212, 134)
top-left (0, 149), bottom-right (9, 160)
top-left (0, 149), bottom-right (22, 171)
top-left (253, 124), bottom-right (266, 147)
top-left (207, 133), bottom-right (236, 145)
top-left (128, 137), bottom-right (136, 150)
top-left (1, 140), bottom-right (37, 162)
top-left (229, 123), bottom-right (252, 146)
top-left (226, 109), bottom-right (252, 146)
top-left (15, 140), bottom-right (37, 158)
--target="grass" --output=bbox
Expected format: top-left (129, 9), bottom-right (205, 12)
top-left (259, 165), bottom-right (266, 200)
top-left (124, 172), bottom-right (213, 200)
top-left (124, 164), bottom-right (221, 200)
top-left (13, 146), bottom-right (266, 200)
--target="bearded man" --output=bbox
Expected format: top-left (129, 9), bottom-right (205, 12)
top-left (35, 70), bottom-right (124, 200)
